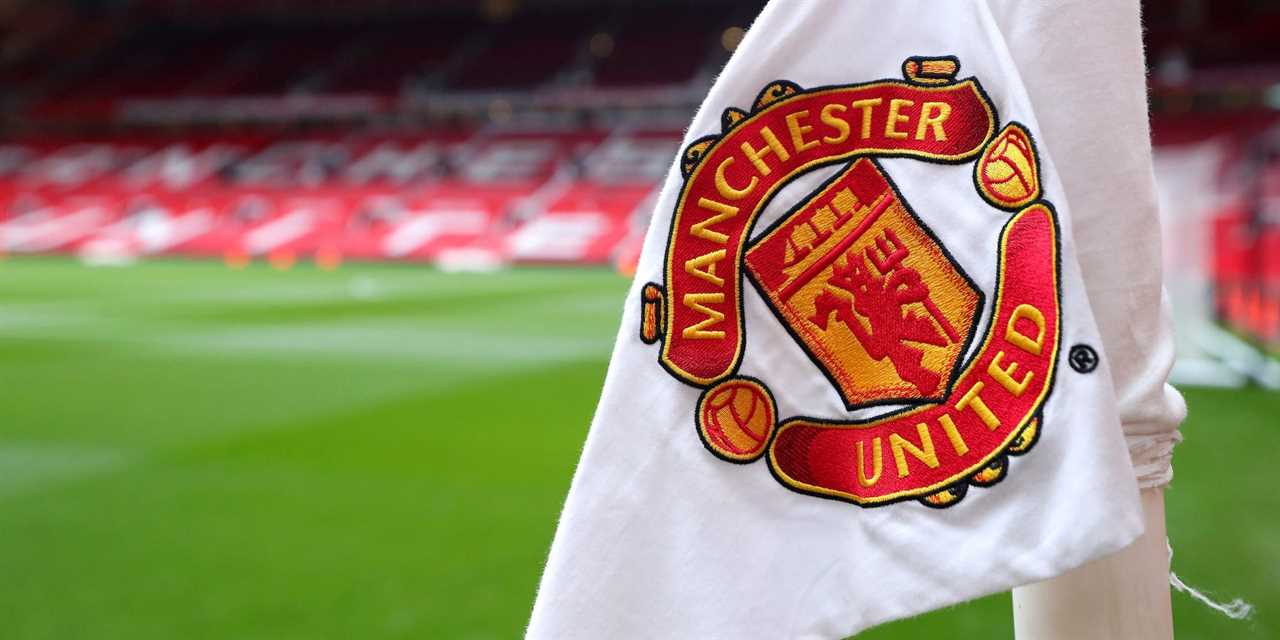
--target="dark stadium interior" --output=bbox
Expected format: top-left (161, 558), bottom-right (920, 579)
top-left (2, 1), bottom-right (759, 119)
top-left (0, 0), bottom-right (1276, 126)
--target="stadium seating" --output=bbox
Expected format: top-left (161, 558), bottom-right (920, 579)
top-left (1, 0), bottom-right (1275, 285)
top-left (591, 6), bottom-right (731, 87)
top-left (13, 3), bottom-right (749, 116)
top-left (0, 130), bottom-right (680, 266)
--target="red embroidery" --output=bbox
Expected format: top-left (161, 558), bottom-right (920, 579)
top-left (640, 57), bottom-right (1063, 509)
top-left (696, 377), bottom-right (777, 463)
top-left (660, 72), bottom-right (996, 386)
top-left (745, 159), bottom-right (981, 409)
top-left (976, 122), bottom-right (1042, 210)
top-left (767, 204), bottom-right (1061, 505)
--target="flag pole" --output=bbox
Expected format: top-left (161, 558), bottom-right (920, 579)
top-left (1011, 488), bottom-right (1174, 639)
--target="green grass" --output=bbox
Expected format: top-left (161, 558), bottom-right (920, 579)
top-left (0, 258), bottom-right (1274, 639)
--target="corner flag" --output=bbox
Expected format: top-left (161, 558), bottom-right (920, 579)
top-left (529, 2), bottom-right (1184, 637)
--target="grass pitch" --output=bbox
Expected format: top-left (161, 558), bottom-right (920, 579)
top-left (0, 258), bottom-right (1273, 639)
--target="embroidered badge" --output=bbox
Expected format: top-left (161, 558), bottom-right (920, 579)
top-left (744, 159), bottom-right (982, 409)
top-left (639, 57), bottom-right (1062, 508)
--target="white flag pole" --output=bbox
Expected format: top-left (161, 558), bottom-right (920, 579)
top-left (1011, 488), bottom-right (1174, 639)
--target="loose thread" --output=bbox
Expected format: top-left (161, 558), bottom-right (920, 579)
top-left (1168, 540), bottom-right (1254, 620)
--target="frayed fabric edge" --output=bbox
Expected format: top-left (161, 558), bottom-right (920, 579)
top-left (1128, 430), bottom-right (1182, 489)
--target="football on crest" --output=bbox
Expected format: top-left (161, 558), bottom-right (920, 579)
top-left (977, 123), bottom-right (1041, 209)
top-left (697, 378), bottom-right (776, 462)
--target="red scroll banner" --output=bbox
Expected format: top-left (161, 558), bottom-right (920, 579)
top-left (662, 79), bottom-right (996, 385)
top-left (767, 204), bottom-right (1061, 505)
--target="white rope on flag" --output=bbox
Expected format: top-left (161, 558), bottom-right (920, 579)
top-left (1168, 541), bottom-right (1255, 620)
top-left (1131, 430), bottom-right (1253, 620)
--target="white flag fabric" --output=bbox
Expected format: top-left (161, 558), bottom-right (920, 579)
top-left (528, 1), bottom-right (1184, 638)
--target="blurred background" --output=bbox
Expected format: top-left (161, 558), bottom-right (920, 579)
top-left (0, 0), bottom-right (1275, 638)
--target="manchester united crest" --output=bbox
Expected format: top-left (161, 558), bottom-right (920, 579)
top-left (744, 159), bottom-right (982, 409)
top-left (640, 56), bottom-right (1064, 508)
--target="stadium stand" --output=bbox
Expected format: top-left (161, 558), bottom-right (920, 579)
top-left (0, 0), bottom-right (747, 266)
top-left (0, 0), bottom-right (1277, 301)
top-left (0, 127), bottom-right (678, 265)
